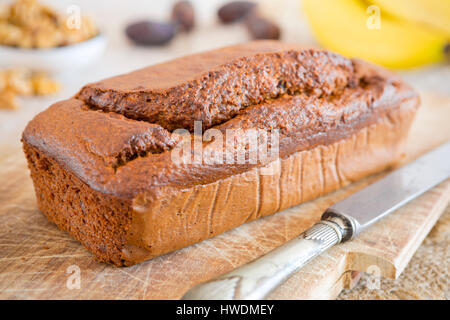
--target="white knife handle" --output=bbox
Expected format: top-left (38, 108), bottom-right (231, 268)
top-left (182, 220), bottom-right (346, 300)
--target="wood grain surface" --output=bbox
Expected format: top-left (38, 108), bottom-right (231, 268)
top-left (0, 93), bottom-right (449, 300)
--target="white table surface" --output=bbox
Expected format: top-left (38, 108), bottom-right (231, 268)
top-left (0, 0), bottom-right (449, 147)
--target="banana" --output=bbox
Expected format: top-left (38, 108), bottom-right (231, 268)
top-left (302, 0), bottom-right (449, 69)
top-left (370, 0), bottom-right (450, 35)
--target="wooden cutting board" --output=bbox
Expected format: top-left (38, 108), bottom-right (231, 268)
top-left (0, 93), bottom-right (449, 300)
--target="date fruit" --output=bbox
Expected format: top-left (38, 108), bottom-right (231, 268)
top-left (218, 1), bottom-right (257, 24)
top-left (126, 21), bottom-right (176, 46)
top-left (172, 1), bottom-right (195, 32)
top-left (245, 14), bottom-right (280, 40)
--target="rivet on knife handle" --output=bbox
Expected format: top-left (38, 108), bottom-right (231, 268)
top-left (181, 215), bottom-right (353, 300)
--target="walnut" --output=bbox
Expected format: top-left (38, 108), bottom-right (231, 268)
top-left (0, 0), bottom-right (98, 48)
top-left (31, 72), bottom-right (61, 96)
top-left (0, 68), bottom-right (61, 110)
top-left (0, 89), bottom-right (19, 110)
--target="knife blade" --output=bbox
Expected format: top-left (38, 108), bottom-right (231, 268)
top-left (323, 141), bottom-right (450, 239)
top-left (182, 141), bottom-right (450, 300)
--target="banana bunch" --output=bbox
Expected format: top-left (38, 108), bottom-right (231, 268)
top-left (302, 0), bottom-right (450, 69)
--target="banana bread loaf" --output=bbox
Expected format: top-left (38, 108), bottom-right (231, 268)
top-left (22, 41), bottom-right (419, 266)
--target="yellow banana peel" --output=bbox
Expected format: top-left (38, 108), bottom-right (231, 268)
top-left (302, 0), bottom-right (449, 69)
top-left (370, 0), bottom-right (450, 35)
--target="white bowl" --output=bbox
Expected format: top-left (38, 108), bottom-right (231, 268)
top-left (0, 35), bottom-right (107, 74)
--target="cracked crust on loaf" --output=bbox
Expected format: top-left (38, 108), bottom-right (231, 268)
top-left (22, 41), bottom-right (420, 266)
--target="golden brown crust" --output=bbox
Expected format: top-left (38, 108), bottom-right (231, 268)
top-left (22, 41), bottom-right (420, 266)
top-left (76, 41), bottom-right (357, 131)
top-left (22, 74), bottom-right (418, 201)
top-left (122, 100), bottom-right (417, 265)
top-left (22, 102), bottom-right (416, 266)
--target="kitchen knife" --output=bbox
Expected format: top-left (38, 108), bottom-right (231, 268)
top-left (182, 141), bottom-right (450, 300)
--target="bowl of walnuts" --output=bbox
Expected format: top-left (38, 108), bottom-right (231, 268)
top-left (0, 0), bottom-right (106, 74)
